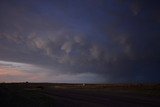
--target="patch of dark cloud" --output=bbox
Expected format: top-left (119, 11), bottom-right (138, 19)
top-left (1, 25), bottom-right (159, 83)
top-left (89, 0), bottom-right (160, 82)
top-left (0, 32), bottom-right (24, 44)
top-left (0, 0), bottom-right (160, 83)
top-left (61, 41), bottom-right (73, 54)
top-left (130, 0), bottom-right (142, 16)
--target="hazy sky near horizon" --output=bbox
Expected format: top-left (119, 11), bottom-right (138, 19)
top-left (0, 0), bottom-right (160, 83)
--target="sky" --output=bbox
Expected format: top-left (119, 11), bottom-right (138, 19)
top-left (0, 0), bottom-right (160, 83)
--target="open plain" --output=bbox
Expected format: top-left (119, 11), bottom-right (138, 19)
top-left (0, 83), bottom-right (160, 107)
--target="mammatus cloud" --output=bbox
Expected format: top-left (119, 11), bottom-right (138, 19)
top-left (58, 54), bottom-right (72, 64)
top-left (61, 41), bottom-right (73, 54)
top-left (114, 34), bottom-right (134, 59)
top-left (74, 36), bottom-right (85, 45)
top-left (130, 1), bottom-right (141, 16)
top-left (90, 44), bottom-right (102, 60)
top-left (0, 0), bottom-right (160, 83)
top-left (28, 35), bottom-right (53, 57)
top-left (0, 32), bottom-right (23, 44)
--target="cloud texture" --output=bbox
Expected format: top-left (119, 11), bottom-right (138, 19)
top-left (0, 0), bottom-right (160, 83)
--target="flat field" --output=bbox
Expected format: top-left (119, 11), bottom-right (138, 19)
top-left (0, 83), bottom-right (160, 107)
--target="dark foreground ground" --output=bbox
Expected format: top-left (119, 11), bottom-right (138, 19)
top-left (0, 83), bottom-right (160, 107)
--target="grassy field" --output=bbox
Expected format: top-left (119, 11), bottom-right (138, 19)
top-left (0, 83), bottom-right (160, 107)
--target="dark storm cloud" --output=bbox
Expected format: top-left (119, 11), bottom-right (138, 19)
top-left (130, 0), bottom-right (142, 15)
top-left (0, 0), bottom-right (160, 83)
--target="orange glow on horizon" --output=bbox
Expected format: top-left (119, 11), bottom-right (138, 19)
top-left (0, 67), bottom-right (28, 76)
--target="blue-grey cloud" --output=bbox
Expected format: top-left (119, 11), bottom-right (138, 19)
top-left (0, 0), bottom-right (160, 83)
